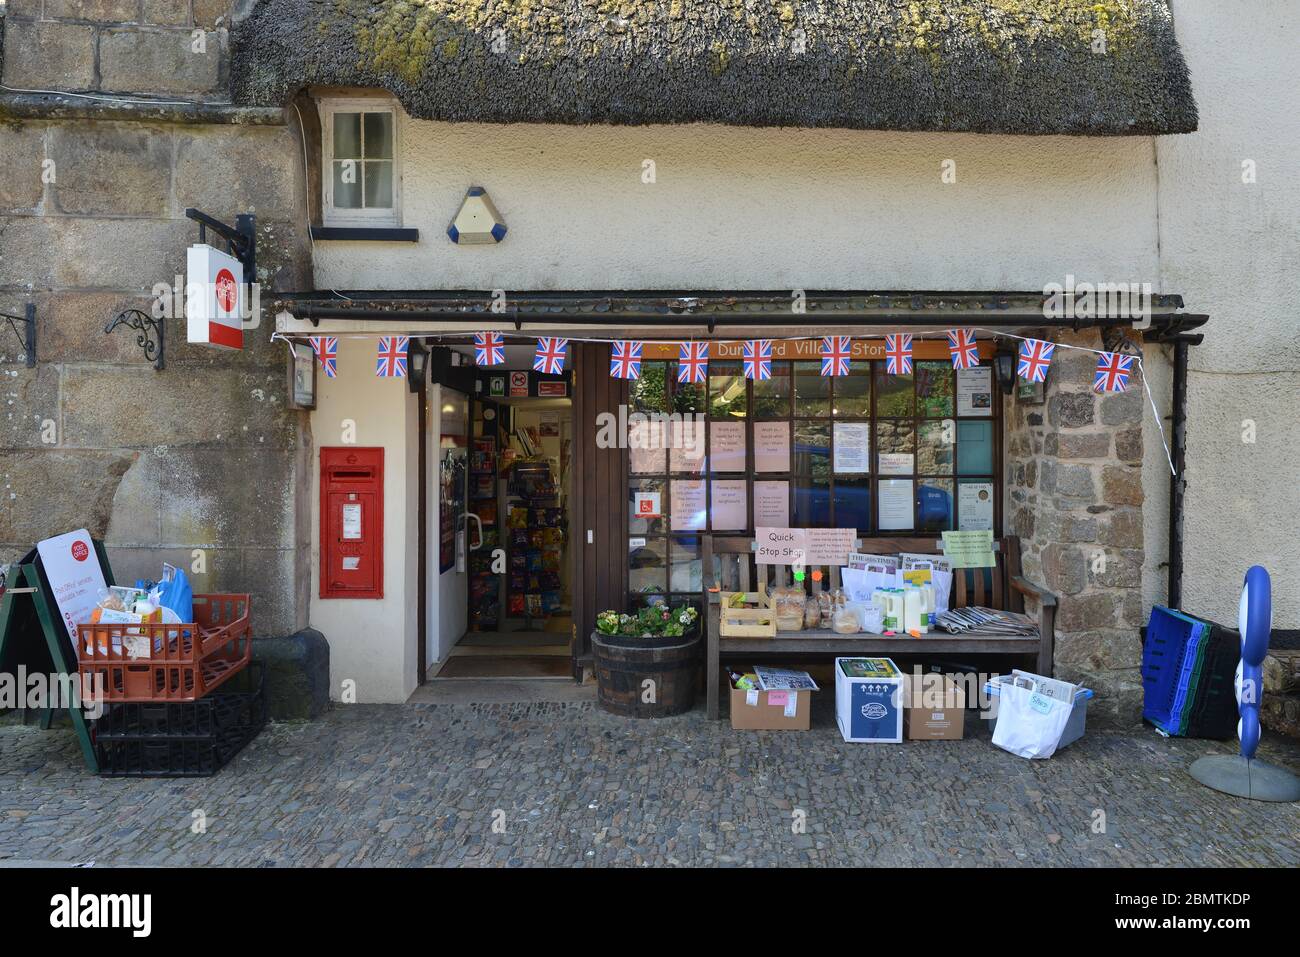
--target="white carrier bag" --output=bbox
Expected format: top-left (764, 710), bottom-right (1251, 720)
top-left (990, 673), bottom-right (1077, 759)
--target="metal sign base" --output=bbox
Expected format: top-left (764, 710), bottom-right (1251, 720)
top-left (1189, 754), bottom-right (1300, 803)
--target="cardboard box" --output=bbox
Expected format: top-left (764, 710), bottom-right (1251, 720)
top-left (834, 657), bottom-right (904, 743)
top-left (903, 674), bottom-right (966, 740)
top-left (729, 681), bottom-right (812, 730)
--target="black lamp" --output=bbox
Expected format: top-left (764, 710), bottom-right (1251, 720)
top-left (993, 350), bottom-right (1017, 395)
top-left (407, 338), bottom-right (428, 392)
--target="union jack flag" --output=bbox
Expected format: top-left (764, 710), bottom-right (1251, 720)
top-left (376, 336), bottom-right (409, 377)
top-left (677, 341), bottom-right (709, 384)
top-left (820, 336), bottom-right (852, 377)
top-left (1018, 338), bottom-right (1055, 383)
top-left (474, 331), bottom-right (505, 366)
top-left (310, 336), bottom-right (337, 378)
top-left (743, 339), bottom-right (772, 381)
top-left (610, 341), bottom-right (642, 380)
top-left (885, 333), bottom-right (913, 375)
top-left (1094, 351), bottom-right (1134, 393)
top-left (533, 337), bottom-right (568, 375)
top-left (946, 329), bottom-right (979, 370)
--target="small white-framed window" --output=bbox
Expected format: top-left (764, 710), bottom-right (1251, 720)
top-left (320, 98), bottom-right (401, 226)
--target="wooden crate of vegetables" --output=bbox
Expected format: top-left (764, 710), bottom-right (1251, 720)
top-left (718, 589), bottom-right (777, 639)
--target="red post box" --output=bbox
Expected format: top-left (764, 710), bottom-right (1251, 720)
top-left (320, 447), bottom-right (383, 599)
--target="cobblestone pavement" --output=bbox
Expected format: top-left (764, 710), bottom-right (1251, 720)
top-left (2, 700), bottom-right (1298, 867)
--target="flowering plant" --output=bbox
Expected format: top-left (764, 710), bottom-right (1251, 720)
top-left (595, 603), bottom-right (699, 638)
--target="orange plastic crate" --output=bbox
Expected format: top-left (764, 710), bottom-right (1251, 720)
top-left (77, 594), bottom-right (251, 703)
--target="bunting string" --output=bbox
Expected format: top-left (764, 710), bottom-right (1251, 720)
top-left (272, 326), bottom-right (1176, 476)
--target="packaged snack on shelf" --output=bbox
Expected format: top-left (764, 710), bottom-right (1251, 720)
top-left (803, 596), bottom-right (820, 629)
top-left (770, 584), bottom-right (807, 631)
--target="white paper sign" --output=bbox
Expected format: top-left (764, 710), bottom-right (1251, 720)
top-left (879, 452), bottom-right (914, 476)
top-left (754, 421), bottom-right (791, 472)
top-left (36, 529), bottom-right (109, 648)
top-left (709, 421), bottom-right (746, 472)
top-left (832, 422), bottom-right (870, 473)
top-left (957, 367), bottom-right (994, 417)
top-left (804, 528), bottom-right (858, 566)
top-left (753, 480), bottom-right (789, 527)
top-left (628, 416), bottom-right (665, 474)
top-left (669, 418), bottom-right (706, 473)
top-left (958, 481), bottom-right (995, 531)
top-left (670, 480), bottom-right (707, 531)
top-left (710, 480), bottom-right (747, 530)
top-left (755, 527), bottom-right (806, 565)
top-left (342, 503), bottom-right (362, 540)
top-left (878, 479), bottom-right (915, 531)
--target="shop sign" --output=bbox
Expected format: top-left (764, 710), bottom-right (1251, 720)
top-left (509, 371), bottom-right (529, 396)
top-left (755, 527), bottom-right (806, 565)
top-left (488, 376), bottom-right (506, 396)
top-left (537, 381), bottom-right (567, 397)
top-left (35, 529), bottom-right (108, 646)
top-left (640, 339), bottom-right (991, 362)
top-left (185, 244), bottom-right (244, 350)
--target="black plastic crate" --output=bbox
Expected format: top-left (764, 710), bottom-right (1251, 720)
top-left (93, 663), bottom-right (267, 777)
top-left (1182, 620), bottom-right (1239, 740)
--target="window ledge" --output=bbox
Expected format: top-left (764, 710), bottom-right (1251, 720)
top-left (311, 226), bottom-right (419, 243)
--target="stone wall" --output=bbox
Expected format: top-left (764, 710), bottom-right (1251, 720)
top-left (0, 1), bottom-right (313, 637)
top-left (1005, 331), bottom-right (1149, 727)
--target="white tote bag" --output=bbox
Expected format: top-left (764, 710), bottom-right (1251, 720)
top-left (991, 676), bottom-right (1075, 759)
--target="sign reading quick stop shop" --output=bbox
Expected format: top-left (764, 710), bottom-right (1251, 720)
top-left (186, 243), bottom-right (245, 349)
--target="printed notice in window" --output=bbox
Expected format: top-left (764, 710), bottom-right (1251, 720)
top-left (832, 422), bottom-right (870, 473)
top-left (754, 421), bottom-right (790, 472)
top-left (670, 479), bottom-right (707, 531)
top-left (956, 367), bottom-right (994, 417)
top-left (958, 481), bottom-right (994, 531)
top-left (878, 479), bottom-right (914, 531)
top-left (753, 480), bottom-right (790, 527)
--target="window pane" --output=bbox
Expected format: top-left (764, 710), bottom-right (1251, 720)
top-left (877, 420), bottom-right (915, 475)
top-left (631, 362), bottom-right (670, 413)
top-left (708, 362), bottom-right (746, 419)
top-left (917, 361), bottom-right (954, 417)
top-left (629, 478), bottom-right (667, 535)
top-left (364, 161), bottom-right (393, 208)
top-left (670, 364), bottom-right (705, 415)
top-left (875, 364), bottom-right (914, 416)
top-left (917, 419), bottom-right (955, 474)
top-left (363, 111), bottom-right (393, 159)
top-left (834, 477), bottom-right (871, 532)
top-left (917, 478), bottom-right (954, 532)
top-left (794, 361), bottom-right (830, 417)
top-left (629, 538), bottom-right (667, 598)
top-left (332, 112), bottom-right (362, 159)
top-left (753, 361), bottom-right (791, 418)
top-left (332, 161), bottom-right (362, 208)
top-left (833, 365), bottom-right (871, 417)
top-left (792, 476), bottom-right (832, 528)
top-left (957, 420), bottom-right (994, 475)
top-left (669, 535), bottom-right (703, 593)
top-left (794, 422), bottom-right (830, 477)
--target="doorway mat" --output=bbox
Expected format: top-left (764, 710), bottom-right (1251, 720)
top-left (458, 631), bottom-right (563, 649)
top-left (433, 656), bottom-right (571, 679)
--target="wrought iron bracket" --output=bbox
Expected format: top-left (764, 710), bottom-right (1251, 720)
top-left (105, 309), bottom-right (165, 370)
top-left (1, 303), bottom-right (36, 368)
top-left (184, 207), bottom-right (256, 281)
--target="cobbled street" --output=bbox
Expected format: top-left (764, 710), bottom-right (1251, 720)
top-left (2, 700), bottom-right (1298, 867)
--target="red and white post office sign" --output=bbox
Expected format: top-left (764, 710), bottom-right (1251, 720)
top-left (186, 243), bottom-right (244, 349)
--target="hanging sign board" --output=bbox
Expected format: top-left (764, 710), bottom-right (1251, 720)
top-left (35, 528), bottom-right (109, 648)
top-left (755, 527), bottom-right (806, 565)
top-left (186, 243), bottom-right (244, 350)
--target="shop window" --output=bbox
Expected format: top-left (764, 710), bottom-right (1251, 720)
top-left (624, 353), bottom-right (1000, 603)
top-left (321, 99), bottom-right (400, 225)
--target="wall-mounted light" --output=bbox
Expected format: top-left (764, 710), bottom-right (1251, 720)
top-left (993, 350), bottom-right (1016, 395)
top-left (407, 338), bottom-right (428, 393)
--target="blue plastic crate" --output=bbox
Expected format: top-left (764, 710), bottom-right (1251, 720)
top-left (1142, 606), bottom-right (1207, 733)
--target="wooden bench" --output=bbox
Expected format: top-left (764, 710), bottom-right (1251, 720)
top-left (701, 534), bottom-right (1057, 720)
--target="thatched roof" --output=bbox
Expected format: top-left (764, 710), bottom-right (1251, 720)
top-left (230, 0), bottom-right (1197, 135)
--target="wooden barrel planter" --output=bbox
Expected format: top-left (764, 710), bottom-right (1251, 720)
top-left (591, 629), bottom-right (700, 718)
